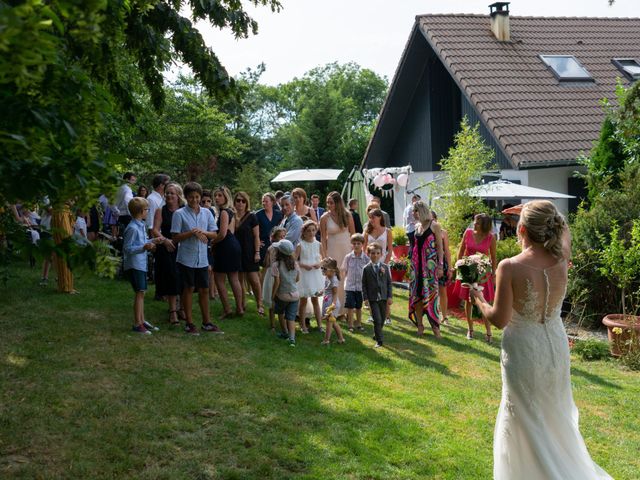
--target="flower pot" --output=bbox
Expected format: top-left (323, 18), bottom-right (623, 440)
top-left (393, 245), bottom-right (409, 259)
top-left (391, 268), bottom-right (406, 282)
top-left (602, 314), bottom-right (640, 357)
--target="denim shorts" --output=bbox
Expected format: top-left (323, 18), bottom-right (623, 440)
top-left (274, 298), bottom-right (299, 321)
top-left (344, 290), bottom-right (363, 309)
top-left (126, 268), bottom-right (147, 292)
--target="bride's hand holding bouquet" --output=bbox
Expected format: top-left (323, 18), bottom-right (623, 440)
top-left (454, 253), bottom-right (492, 292)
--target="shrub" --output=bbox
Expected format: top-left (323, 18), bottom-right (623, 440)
top-left (496, 237), bottom-right (520, 264)
top-left (391, 226), bottom-right (408, 246)
top-left (621, 349), bottom-right (640, 371)
top-left (572, 339), bottom-right (610, 361)
top-left (389, 257), bottom-right (409, 271)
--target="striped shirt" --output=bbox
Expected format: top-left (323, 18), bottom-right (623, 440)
top-left (341, 251), bottom-right (370, 292)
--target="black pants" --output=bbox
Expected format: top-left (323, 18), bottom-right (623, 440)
top-left (408, 231), bottom-right (415, 258)
top-left (370, 299), bottom-right (387, 345)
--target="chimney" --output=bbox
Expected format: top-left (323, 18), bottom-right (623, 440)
top-left (489, 2), bottom-right (510, 41)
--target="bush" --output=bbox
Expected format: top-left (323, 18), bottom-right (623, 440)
top-left (496, 237), bottom-right (520, 263)
top-left (389, 257), bottom-right (409, 271)
top-left (572, 339), bottom-right (610, 361)
top-left (391, 226), bottom-right (408, 246)
top-left (621, 349), bottom-right (640, 371)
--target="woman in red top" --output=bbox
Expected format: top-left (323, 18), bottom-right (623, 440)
top-left (454, 213), bottom-right (497, 343)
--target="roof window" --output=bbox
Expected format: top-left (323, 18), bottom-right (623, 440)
top-left (539, 55), bottom-right (594, 82)
top-left (612, 58), bottom-right (640, 81)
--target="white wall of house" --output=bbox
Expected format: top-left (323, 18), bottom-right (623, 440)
top-left (390, 165), bottom-right (585, 227)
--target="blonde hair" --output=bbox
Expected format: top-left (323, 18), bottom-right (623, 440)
top-left (128, 197), bottom-right (148, 216)
top-left (321, 257), bottom-right (340, 280)
top-left (351, 233), bottom-right (365, 244)
top-left (519, 200), bottom-right (566, 258)
top-left (366, 242), bottom-right (382, 254)
top-left (214, 186), bottom-right (233, 210)
top-left (413, 200), bottom-right (432, 225)
top-left (474, 213), bottom-right (493, 235)
top-left (165, 182), bottom-right (186, 207)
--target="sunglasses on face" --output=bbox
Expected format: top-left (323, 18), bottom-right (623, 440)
top-left (234, 198), bottom-right (246, 204)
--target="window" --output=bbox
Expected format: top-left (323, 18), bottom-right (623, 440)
top-left (539, 55), bottom-right (594, 82)
top-left (612, 58), bottom-right (640, 81)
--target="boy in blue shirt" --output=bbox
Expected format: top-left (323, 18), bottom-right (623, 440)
top-left (171, 182), bottom-right (221, 335)
top-left (123, 197), bottom-right (161, 334)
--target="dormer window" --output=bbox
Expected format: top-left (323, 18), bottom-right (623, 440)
top-left (539, 55), bottom-right (594, 82)
top-left (612, 58), bottom-right (640, 81)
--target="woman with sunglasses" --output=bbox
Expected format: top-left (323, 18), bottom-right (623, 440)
top-left (211, 186), bottom-right (243, 319)
top-left (234, 191), bottom-right (264, 315)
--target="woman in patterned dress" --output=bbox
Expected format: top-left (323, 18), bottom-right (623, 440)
top-left (408, 201), bottom-right (443, 338)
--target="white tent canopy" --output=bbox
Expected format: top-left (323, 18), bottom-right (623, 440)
top-left (457, 180), bottom-right (575, 200)
top-left (271, 168), bottom-right (343, 183)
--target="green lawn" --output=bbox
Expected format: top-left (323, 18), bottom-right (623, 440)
top-left (1, 262), bottom-right (639, 479)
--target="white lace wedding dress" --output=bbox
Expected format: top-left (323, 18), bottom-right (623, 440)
top-left (494, 259), bottom-right (613, 480)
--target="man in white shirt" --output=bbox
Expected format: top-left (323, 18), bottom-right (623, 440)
top-left (403, 194), bottom-right (421, 251)
top-left (114, 172), bottom-right (137, 228)
top-left (146, 173), bottom-right (170, 231)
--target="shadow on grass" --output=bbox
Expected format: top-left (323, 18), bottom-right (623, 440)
top-left (571, 366), bottom-right (622, 390)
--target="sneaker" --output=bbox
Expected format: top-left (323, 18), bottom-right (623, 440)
top-left (132, 325), bottom-right (151, 335)
top-left (384, 318), bottom-right (392, 325)
top-left (367, 316), bottom-right (374, 324)
top-left (466, 330), bottom-right (474, 340)
top-left (277, 332), bottom-right (289, 339)
top-left (39, 277), bottom-right (48, 286)
top-left (202, 322), bottom-right (224, 334)
top-left (356, 326), bottom-right (365, 332)
top-left (143, 320), bottom-right (159, 332)
top-left (374, 342), bottom-right (383, 348)
top-left (289, 338), bottom-right (296, 347)
top-left (185, 323), bottom-right (200, 336)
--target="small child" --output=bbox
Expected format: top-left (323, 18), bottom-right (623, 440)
top-left (341, 233), bottom-right (370, 332)
top-left (123, 197), bottom-right (161, 334)
top-left (171, 182), bottom-right (221, 335)
top-left (262, 226), bottom-right (287, 331)
top-left (74, 209), bottom-right (87, 239)
top-left (270, 239), bottom-right (300, 347)
top-left (296, 220), bottom-right (325, 333)
top-left (321, 257), bottom-right (345, 345)
top-left (362, 242), bottom-right (393, 348)
top-left (201, 190), bottom-right (218, 301)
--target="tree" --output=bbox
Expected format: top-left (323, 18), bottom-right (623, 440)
top-left (433, 117), bottom-right (496, 239)
top-left (0, 0), bottom-right (281, 207)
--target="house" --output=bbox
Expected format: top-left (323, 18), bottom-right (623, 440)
top-left (362, 2), bottom-right (640, 222)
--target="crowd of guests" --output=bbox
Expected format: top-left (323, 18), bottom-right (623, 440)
top-left (11, 170), bottom-right (514, 348)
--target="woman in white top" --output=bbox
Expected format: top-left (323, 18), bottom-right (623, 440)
top-left (471, 200), bottom-right (612, 480)
top-left (363, 208), bottom-right (392, 264)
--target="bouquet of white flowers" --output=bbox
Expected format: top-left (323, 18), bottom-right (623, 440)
top-left (455, 254), bottom-right (492, 291)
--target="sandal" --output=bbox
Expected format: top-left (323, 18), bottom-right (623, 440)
top-left (337, 339), bottom-right (346, 344)
top-left (257, 306), bottom-right (265, 316)
top-left (486, 334), bottom-right (493, 344)
top-left (177, 309), bottom-right (186, 321)
top-left (466, 330), bottom-right (474, 340)
top-left (168, 310), bottom-right (181, 326)
top-left (321, 340), bottom-right (330, 345)
top-left (219, 310), bottom-right (233, 320)
top-left (417, 324), bottom-right (425, 337)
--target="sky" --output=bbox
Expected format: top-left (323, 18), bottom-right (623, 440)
top-left (189, 0), bottom-right (640, 85)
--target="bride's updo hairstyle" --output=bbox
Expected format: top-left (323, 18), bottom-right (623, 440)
top-left (519, 200), bottom-right (566, 258)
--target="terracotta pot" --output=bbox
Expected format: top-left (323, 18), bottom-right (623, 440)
top-left (602, 314), bottom-right (640, 357)
top-left (391, 268), bottom-right (406, 282)
top-left (392, 245), bottom-right (409, 259)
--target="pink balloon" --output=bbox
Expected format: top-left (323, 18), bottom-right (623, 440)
top-left (396, 173), bottom-right (409, 187)
top-left (373, 173), bottom-right (385, 187)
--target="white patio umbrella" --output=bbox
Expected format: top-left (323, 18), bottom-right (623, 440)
top-left (271, 168), bottom-right (343, 183)
top-left (460, 180), bottom-right (575, 200)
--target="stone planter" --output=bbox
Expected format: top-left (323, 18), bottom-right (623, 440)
top-left (602, 314), bottom-right (640, 357)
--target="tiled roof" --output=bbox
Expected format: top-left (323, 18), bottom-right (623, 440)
top-left (417, 14), bottom-right (640, 168)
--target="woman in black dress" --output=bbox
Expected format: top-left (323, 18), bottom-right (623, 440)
top-left (211, 186), bottom-right (243, 319)
top-left (233, 191), bottom-right (263, 315)
top-left (151, 182), bottom-right (185, 325)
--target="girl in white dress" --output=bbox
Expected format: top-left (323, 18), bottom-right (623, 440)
top-left (471, 200), bottom-right (612, 480)
top-left (296, 220), bottom-right (325, 333)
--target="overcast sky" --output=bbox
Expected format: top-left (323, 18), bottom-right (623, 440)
top-left (189, 0), bottom-right (640, 85)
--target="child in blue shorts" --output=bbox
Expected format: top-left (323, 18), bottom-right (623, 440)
top-left (123, 197), bottom-right (161, 334)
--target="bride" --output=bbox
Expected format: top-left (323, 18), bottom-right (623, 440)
top-left (470, 200), bottom-right (613, 480)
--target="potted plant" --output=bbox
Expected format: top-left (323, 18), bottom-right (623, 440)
top-left (389, 256), bottom-right (409, 282)
top-left (598, 220), bottom-right (640, 357)
top-left (391, 226), bottom-right (409, 259)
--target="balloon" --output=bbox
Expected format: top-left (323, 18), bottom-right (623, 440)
top-left (397, 173), bottom-right (409, 187)
top-left (383, 174), bottom-right (393, 185)
top-left (373, 173), bottom-right (385, 187)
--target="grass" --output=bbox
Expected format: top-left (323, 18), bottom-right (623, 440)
top-left (1, 261), bottom-right (639, 479)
